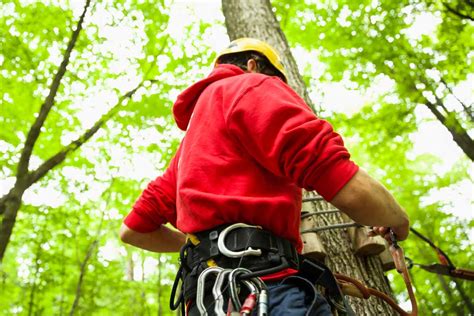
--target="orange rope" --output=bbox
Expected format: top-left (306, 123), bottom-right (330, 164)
top-left (334, 244), bottom-right (418, 316)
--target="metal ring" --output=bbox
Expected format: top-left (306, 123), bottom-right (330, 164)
top-left (217, 223), bottom-right (262, 258)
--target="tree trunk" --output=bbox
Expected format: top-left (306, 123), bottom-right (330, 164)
top-left (69, 240), bottom-right (98, 316)
top-left (222, 0), bottom-right (315, 112)
top-left (157, 254), bottom-right (163, 316)
top-left (221, 0), bottom-right (397, 314)
top-left (0, 188), bottom-right (25, 261)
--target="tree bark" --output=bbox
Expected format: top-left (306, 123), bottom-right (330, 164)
top-left (221, 0), bottom-right (397, 314)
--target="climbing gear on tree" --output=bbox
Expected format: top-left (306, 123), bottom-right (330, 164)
top-left (406, 227), bottom-right (474, 281)
top-left (330, 229), bottom-right (418, 316)
top-left (215, 38), bottom-right (288, 82)
top-left (301, 194), bottom-right (419, 315)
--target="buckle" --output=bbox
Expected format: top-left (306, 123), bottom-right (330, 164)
top-left (217, 223), bottom-right (263, 258)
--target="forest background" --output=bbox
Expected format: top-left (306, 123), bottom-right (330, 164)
top-left (0, 0), bottom-right (472, 315)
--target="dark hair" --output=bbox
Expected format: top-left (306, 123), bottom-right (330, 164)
top-left (217, 51), bottom-right (285, 81)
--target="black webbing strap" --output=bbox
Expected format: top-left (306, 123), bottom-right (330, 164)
top-left (187, 225), bottom-right (299, 273)
top-left (298, 255), bottom-right (356, 316)
top-left (192, 225), bottom-right (298, 265)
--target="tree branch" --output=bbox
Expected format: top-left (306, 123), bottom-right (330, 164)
top-left (425, 98), bottom-right (474, 161)
top-left (26, 83), bottom-right (144, 186)
top-left (16, 0), bottom-right (92, 178)
top-left (443, 3), bottom-right (474, 21)
top-left (440, 78), bottom-right (474, 122)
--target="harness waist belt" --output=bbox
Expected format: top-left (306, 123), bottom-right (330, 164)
top-left (186, 224), bottom-right (299, 272)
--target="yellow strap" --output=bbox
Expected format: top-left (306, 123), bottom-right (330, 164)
top-left (186, 233), bottom-right (218, 267)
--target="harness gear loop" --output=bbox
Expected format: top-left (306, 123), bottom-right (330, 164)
top-left (217, 223), bottom-right (263, 258)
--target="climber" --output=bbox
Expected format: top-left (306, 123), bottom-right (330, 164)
top-left (120, 38), bottom-right (409, 315)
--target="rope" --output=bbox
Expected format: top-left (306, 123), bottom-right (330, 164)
top-left (334, 243), bottom-right (418, 315)
top-left (409, 227), bottom-right (454, 267)
top-left (335, 274), bottom-right (415, 316)
top-left (408, 228), bottom-right (474, 281)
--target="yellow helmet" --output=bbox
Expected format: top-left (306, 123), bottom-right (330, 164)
top-left (215, 38), bottom-right (288, 82)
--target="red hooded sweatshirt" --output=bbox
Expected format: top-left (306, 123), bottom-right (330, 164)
top-left (124, 64), bottom-right (358, 253)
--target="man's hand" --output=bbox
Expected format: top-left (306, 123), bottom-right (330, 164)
top-left (368, 223), bottom-right (409, 242)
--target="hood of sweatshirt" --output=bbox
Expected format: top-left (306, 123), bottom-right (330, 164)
top-left (173, 64), bottom-right (245, 131)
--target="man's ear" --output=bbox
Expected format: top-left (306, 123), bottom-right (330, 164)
top-left (246, 59), bottom-right (258, 73)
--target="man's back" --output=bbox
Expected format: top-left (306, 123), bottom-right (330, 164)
top-left (166, 63), bottom-right (357, 250)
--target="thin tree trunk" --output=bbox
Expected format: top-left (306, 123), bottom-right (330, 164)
top-left (16, 0), bottom-right (91, 178)
top-left (68, 186), bottom-right (111, 316)
top-left (59, 231), bottom-right (67, 316)
top-left (0, 0), bottom-right (91, 261)
top-left (221, 0), bottom-right (397, 314)
top-left (157, 254), bottom-right (162, 316)
top-left (68, 240), bottom-right (98, 316)
top-left (27, 235), bottom-right (45, 316)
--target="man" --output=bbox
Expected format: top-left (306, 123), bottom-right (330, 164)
top-left (120, 38), bottom-right (409, 315)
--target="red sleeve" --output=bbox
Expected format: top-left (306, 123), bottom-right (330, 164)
top-left (123, 150), bottom-right (179, 232)
top-left (225, 77), bottom-right (358, 201)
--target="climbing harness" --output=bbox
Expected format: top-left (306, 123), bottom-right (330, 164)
top-left (170, 223), bottom-right (353, 315)
top-left (170, 218), bottom-right (421, 315)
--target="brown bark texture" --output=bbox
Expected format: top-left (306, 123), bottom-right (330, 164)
top-left (221, 0), bottom-right (398, 314)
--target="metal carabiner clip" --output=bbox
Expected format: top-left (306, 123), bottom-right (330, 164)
top-left (212, 269), bottom-right (232, 316)
top-left (217, 223), bottom-right (263, 258)
top-left (196, 266), bottom-right (224, 315)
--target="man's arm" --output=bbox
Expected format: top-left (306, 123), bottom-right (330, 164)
top-left (120, 223), bottom-right (186, 252)
top-left (330, 169), bottom-right (409, 240)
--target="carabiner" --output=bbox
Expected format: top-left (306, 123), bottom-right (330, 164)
top-left (212, 269), bottom-right (232, 316)
top-left (239, 279), bottom-right (260, 316)
top-left (228, 268), bottom-right (251, 311)
top-left (217, 223), bottom-right (262, 258)
top-left (196, 266), bottom-right (223, 315)
top-left (247, 277), bottom-right (268, 316)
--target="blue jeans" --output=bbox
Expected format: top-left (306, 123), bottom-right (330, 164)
top-left (263, 276), bottom-right (332, 316)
